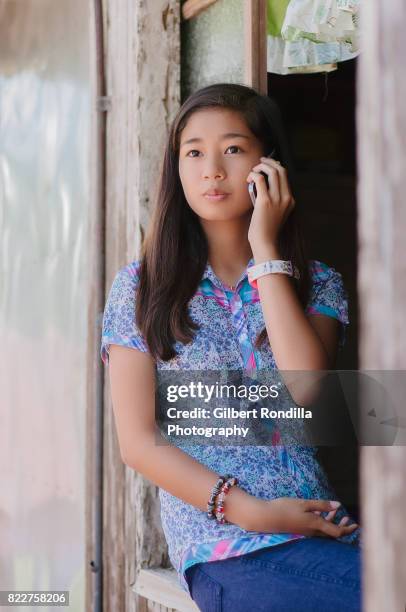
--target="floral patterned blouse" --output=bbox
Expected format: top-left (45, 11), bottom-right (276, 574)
top-left (100, 257), bottom-right (360, 596)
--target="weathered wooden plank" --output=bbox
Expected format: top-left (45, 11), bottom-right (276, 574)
top-left (357, 1), bottom-right (406, 610)
top-left (182, 0), bottom-right (218, 20)
top-left (87, 0), bottom-right (107, 610)
top-left (244, 0), bottom-right (267, 93)
top-left (134, 568), bottom-right (199, 611)
top-left (101, 1), bottom-right (181, 610)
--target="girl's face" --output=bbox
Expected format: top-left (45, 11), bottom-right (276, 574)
top-left (178, 107), bottom-right (264, 221)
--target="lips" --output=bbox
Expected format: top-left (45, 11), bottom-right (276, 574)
top-left (203, 190), bottom-right (229, 196)
top-left (204, 193), bottom-right (230, 200)
top-left (203, 188), bottom-right (230, 201)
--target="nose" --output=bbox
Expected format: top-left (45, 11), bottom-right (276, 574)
top-left (202, 156), bottom-right (226, 180)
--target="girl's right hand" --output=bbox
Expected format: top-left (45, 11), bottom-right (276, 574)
top-left (250, 497), bottom-right (359, 538)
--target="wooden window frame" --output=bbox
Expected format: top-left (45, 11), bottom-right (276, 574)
top-left (244, 0), bottom-right (268, 93)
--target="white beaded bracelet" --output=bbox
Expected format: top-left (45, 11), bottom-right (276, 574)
top-left (248, 259), bottom-right (300, 289)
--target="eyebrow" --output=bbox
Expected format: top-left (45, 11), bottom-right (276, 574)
top-left (180, 132), bottom-right (251, 147)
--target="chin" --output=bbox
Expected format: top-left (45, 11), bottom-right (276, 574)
top-left (199, 210), bottom-right (251, 223)
top-left (191, 201), bottom-right (252, 222)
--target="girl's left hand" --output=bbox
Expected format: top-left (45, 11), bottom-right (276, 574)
top-left (311, 508), bottom-right (354, 526)
top-left (246, 156), bottom-right (295, 254)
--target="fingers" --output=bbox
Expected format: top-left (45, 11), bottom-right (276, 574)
top-left (264, 158), bottom-right (295, 206)
top-left (248, 164), bottom-right (281, 203)
top-left (256, 158), bottom-right (296, 207)
top-left (311, 509), bottom-right (336, 518)
top-left (304, 499), bottom-right (359, 538)
top-left (304, 499), bottom-right (341, 513)
top-left (310, 509), bottom-right (359, 537)
top-left (319, 518), bottom-right (359, 539)
top-left (312, 508), bottom-right (355, 527)
top-left (246, 158), bottom-right (296, 216)
top-left (246, 169), bottom-right (280, 203)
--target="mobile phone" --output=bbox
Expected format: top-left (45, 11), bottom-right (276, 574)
top-left (248, 148), bottom-right (276, 207)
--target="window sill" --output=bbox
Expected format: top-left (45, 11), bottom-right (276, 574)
top-left (133, 567), bottom-right (199, 611)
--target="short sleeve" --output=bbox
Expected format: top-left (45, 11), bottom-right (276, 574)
top-left (305, 260), bottom-right (350, 350)
top-left (100, 261), bottom-right (149, 365)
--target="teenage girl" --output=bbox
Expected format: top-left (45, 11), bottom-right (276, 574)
top-left (101, 83), bottom-right (362, 612)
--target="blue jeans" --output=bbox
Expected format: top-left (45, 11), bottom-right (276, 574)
top-left (185, 537), bottom-right (362, 612)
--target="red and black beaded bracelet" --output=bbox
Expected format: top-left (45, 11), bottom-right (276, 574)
top-left (207, 475), bottom-right (232, 519)
top-left (215, 476), bottom-right (239, 524)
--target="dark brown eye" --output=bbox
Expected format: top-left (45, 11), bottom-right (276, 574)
top-left (226, 145), bottom-right (242, 154)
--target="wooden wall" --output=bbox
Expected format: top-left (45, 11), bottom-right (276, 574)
top-left (100, 2), bottom-right (181, 610)
top-left (357, 2), bottom-right (406, 610)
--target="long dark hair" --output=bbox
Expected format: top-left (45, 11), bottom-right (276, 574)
top-left (137, 82), bottom-right (311, 361)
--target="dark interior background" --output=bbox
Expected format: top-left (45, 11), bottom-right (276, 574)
top-left (267, 59), bottom-right (360, 521)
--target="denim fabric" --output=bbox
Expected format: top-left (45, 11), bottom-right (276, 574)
top-left (185, 536), bottom-right (361, 612)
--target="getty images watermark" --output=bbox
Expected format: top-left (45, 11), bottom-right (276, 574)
top-left (163, 380), bottom-right (312, 438)
top-left (154, 370), bottom-right (406, 446)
